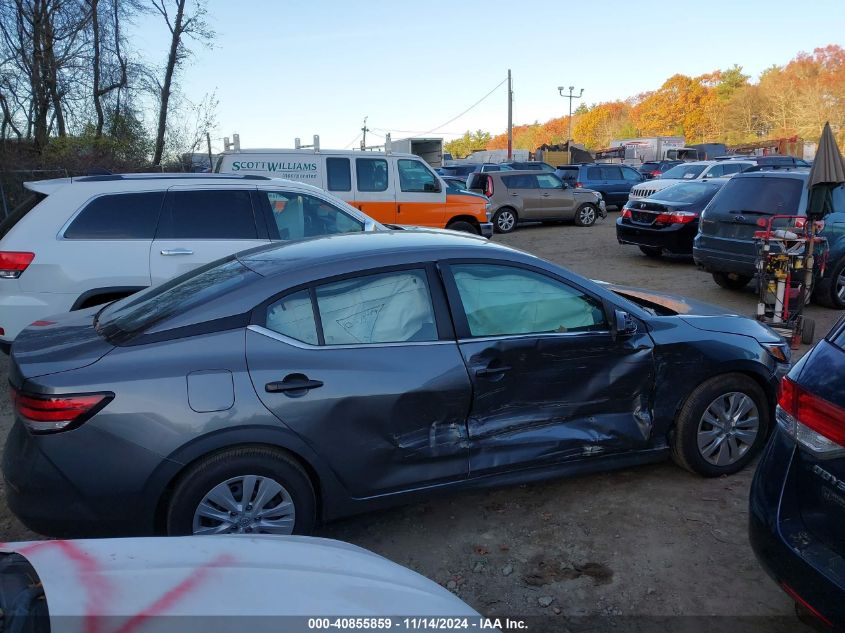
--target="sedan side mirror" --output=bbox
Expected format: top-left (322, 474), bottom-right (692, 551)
top-left (561, 182), bottom-right (569, 189)
top-left (614, 309), bottom-right (638, 337)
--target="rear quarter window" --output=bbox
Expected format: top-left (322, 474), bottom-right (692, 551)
top-left (0, 192), bottom-right (47, 240)
top-left (64, 192), bottom-right (164, 239)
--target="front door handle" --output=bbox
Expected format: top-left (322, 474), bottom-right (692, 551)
top-left (265, 373), bottom-right (324, 395)
top-left (160, 248), bottom-right (194, 256)
top-left (475, 365), bottom-right (512, 377)
top-left (541, 193), bottom-right (551, 197)
top-left (510, 193), bottom-right (519, 197)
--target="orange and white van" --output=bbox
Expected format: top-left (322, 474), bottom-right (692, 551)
top-left (214, 147), bottom-right (493, 237)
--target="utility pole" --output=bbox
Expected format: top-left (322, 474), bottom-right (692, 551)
top-left (557, 86), bottom-right (584, 163)
top-left (360, 116), bottom-right (369, 151)
top-left (507, 69), bottom-right (513, 161)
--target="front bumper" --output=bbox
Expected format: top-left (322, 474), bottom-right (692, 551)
top-left (616, 218), bottom-right (697, 253)
top-left (2, 419), bottom-right (168, 537)
top-left (480, 222), bottom-right (494, 238)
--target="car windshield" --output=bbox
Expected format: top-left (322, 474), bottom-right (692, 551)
top-left (97, 256), bottom-right (257, 339)
top-left (661, 164), bottom-right (707, 180)
top-left (653, 182), bottom-right (721, 203)
top-left (706, 177), bottom-right (804, 216)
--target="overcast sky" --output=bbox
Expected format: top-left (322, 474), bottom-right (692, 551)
top-left (131, 0), bottom-right (845, 151)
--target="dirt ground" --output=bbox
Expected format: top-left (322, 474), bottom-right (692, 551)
top-left (0, 214), bottom-right (841, 628)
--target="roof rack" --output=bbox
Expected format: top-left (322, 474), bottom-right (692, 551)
top-left (73, 173), bottom-right (272, 182)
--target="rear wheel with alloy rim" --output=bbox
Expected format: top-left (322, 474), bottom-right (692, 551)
top-left (166, 446), bottom-right (316, 536)
top-left (493, 208), bottom-right (517, 233)
top-left (671, 373), bottom-right (768, 477)
top-left (574, 203), bottom-right (598, 227)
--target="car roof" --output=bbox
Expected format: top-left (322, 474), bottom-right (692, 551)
top-left (238, 229), bottom-right (523, 277)
top-left (731, 170), bottom-right (809, 180)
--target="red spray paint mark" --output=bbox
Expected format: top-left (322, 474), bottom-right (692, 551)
top-left (112, 553), bottom-right (235, 633)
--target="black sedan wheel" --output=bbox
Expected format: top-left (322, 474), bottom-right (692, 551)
top-left (712, 272), bottom-right (752, 291)
top-left (671, 373), bottom-right (769, 477)
top-left (166, 446), bottom-right (316, 536)
top-left (639, 246), bottom-right (663, 258)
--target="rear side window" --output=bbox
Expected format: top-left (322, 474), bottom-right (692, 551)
top-left (64, 192), bottom-right (164, 239)
top-left (316, 270), bottom-right (437, 345)
top-left (326, 158), bottom-right (351, 192)
top-left (706, 177), bottom-right (804, 216)
top-left (265, 289), bottom-right (319, 344)
top-left (0, 192), bottom-right (47, 240)
top-left (586, 167), bottom-right (603, 180)
top-left (721, 162), bottom-right (749, 175)
top-left (356, 158), bottom-right (389, 192)
top-left (98, 257), bottom-right (256, 339)
top-left (158, 190), bottom-right (257, 239)
top-left (501, 175), bottom-right (535, 189)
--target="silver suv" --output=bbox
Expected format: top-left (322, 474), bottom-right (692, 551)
top-left (467, 170), bottom-right (605, 233)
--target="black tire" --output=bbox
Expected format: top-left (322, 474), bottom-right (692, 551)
top-left (492, 207), bottom-right (518, 233)
top-left (166, 445), bottom-right (316, 536)
top-left (801, 317), bottom-right (815, 345)
top-left (812, 256), bottom-right (845, 309)
top-left (574, 203), bottom-right (598, 227)
top-left (670, 373), bottom-right (769, 477)
top-left (639, 246), bottom-right (663, 258)
top-left (712, 272), bottom-right (752, 291)
top-left (445, 220), bottom-right (480, 235)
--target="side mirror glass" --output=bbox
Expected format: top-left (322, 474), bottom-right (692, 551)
top-left (614, 309), bottom-right (637, 336)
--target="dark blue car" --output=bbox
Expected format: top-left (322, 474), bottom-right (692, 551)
top-left (554, 163), bottom-right (644, 208)
top-left (750, 314), bottom-right (845, 630)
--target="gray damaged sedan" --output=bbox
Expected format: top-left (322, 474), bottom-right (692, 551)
top-left (3, 230), bottom-right (790, 537)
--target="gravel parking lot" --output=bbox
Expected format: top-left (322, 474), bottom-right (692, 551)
top-left (0, 214), bottom-right (841, 628)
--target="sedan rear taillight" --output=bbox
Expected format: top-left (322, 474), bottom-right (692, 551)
top-left (654, 211), bottom-right (697, 225)
top-left (10, 386), bottom-right (113, 433)
top-left (777, 376), bottom-right (845, 455)
top-left (0, 252), bottom-right (34, 279)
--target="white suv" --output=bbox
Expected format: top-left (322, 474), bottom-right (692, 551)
top-left (0, 173), bottom-right (378, 351)
top-left (628, 160), bottom-right (754, 200)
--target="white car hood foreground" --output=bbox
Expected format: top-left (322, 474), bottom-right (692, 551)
top-left (2, 536), bottom-right (479, 629)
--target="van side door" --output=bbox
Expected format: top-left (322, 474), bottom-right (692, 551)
top-left (394, 158), bottom-right (448, 228)
top-left (353, 157), bottom-right (397, 224)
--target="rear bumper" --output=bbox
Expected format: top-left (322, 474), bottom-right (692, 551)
top-left (480, 222), bottom-right (494, 238)
top-left (616, 219), bottom-right (697, 253)
top-left (749, 428), bottom-right (845, 629)
top-left (692, 241), bottom-right (758, 276)
top-left (2, 419), bottom-right (168, 538)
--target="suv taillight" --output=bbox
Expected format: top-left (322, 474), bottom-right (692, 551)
top-left (484, 176), bottom-right (494, 198)
top-left (0, 252), bottom-right (34, 279)
top-left (777, 376), bottom-right (845, 454)
top-left (10, 386), bottom-right (113, 433)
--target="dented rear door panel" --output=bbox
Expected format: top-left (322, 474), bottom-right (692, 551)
top-left (460, 329), bottom-right (656, 476)
top-left (245, 328), bottom-right (472, 497)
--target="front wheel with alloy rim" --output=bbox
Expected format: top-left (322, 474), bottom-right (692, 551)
top-left (671, 373), bottom-right (769, 477)
top-left (166, 446), bottom-right (316, 536)
top-left (493, 208), bottom-right (517, 233)
top-left (574, 203), bottom-right (598, 227)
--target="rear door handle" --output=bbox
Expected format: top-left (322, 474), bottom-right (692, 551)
top-left (541, 193), bottom-right (551, 197)
top-left (265, 374), bottom-right (324, 395)
top-left (160, 248), bottom-right (194, 256)
top-left (475, 365), bottom-right (512, 377)
top-left (510, 193), bottom-right (519, 197)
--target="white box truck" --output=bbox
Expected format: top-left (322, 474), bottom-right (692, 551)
top-left (387, 137), bottom-right (444, 168)
top-left (609, 137), bottom-right (686, 164)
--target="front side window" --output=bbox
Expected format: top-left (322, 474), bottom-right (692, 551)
top-left (398, 159), bottom-right (439, 192)
top-left (356, 158), bottom-right (389, 192)
top-left (704, 165), bottom-right (724, 178)
top-left (451, 264), bottom-right (607, 337)
top-left (316, 270), bottom-right (437, 345)
top-left (265, 289), bottom-right (318, 344)
top-left (158, 190), bottom-right (256, 239)
top-left (536, 174), bottom-right (564, 189)
top-left (720, 162), bottom-right (748, 175)
top-left (326, 157), bottom-right (351, 191)
top-left (65, 192), bottom-right (164, 239)
top-left (261, 191), bottom-right (363, 240)
top-left (622, 167), bottom-right (643, 182)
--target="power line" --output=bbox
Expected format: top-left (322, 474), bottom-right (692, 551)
top-left (419, 77), bottom-right (508, 136)
top-left (343, 132), bottom-right (362, 149)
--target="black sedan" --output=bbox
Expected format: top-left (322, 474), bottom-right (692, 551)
top-left (617, 179), bottom-right (729, 257)
top-left (750, 315), bottom-right (845, 630)
top-left (4, 230), bottom-right (790, 538)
